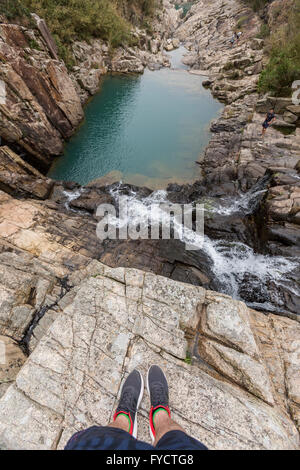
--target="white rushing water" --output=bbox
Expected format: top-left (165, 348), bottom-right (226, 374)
top-left (108, 185), bottom-right (299, 312)
top-left (210, 189), bottom-right (268, 216)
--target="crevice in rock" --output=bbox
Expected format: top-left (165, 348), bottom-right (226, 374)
top-left (19, 276), bottom-right (72, 355)
top-left (52, 427), bottom-right (64, 451)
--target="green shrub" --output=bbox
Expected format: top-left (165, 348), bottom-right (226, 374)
top-left (28, 38), bottom-right (41, 50)
top-left (258, 53), bottom-right (299, 96)
top-left (257, 23), bottom-right (270, 39)
top-left (258, 0), bottom-right (300, 96)
top-left (54, 35), bottom-right (76, 69)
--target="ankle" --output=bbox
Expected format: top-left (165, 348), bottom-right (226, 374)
top-left (153, 408), bottom-right (170, 428)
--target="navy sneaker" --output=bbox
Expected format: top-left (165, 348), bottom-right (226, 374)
top-left (147, 365), bottom-right (171, 443)
top-left (113, 370), bottom-right (144, 438)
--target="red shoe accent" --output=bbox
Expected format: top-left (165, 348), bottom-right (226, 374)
top-left (113, 411), bottom-right (133, 435)
top-left (149, 406), bottom-right (171, 439)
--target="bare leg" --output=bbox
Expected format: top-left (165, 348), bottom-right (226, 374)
top-left (153, 409), bottom-right (185, 447)
top-left (108, 414), bottom-right (130, 433)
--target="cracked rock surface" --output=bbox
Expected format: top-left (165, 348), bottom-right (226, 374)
top-left (0, 259), bottom-right (299, 450)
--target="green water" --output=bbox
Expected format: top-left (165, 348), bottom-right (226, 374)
top-left (48, 48), bottom-right (223, 188)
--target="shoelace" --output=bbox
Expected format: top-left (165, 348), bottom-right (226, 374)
top-left (151, 382), bottom-right (167, 407)
top-left (119, 388), bottom-right (135, 413)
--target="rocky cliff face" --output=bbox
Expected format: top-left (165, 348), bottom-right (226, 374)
top-left (0, 1), bottom-right (178, 166)
top-left (0, 20), bottom-right (84, 169)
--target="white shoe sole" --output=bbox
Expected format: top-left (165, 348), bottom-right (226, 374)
top-left (132, 371), bottom-right (144, 439)
top-left (147, 367), bottom-right (169, 444)
top-left (146, 368), bottom-right (155, 444)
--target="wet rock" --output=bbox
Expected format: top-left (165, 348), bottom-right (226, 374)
top-left (108, 183), bottom-right (152, 200)
top-left (164, 41), bottom-right (174, 51)
top-left (268, 223), bottom-right (300, 246)
top-left (273, 119), bottom-right (296, 130)
top-left (182, 53), bottom-right (198, 66)
top-left (287, 105), bottom-right (300, 117)
top-left (202, 78), bottom-right (212, 87)
top-left (237, 273), bottom-right (272, 306)
top-left (148, 62), bottom-right (162, 71)
top-left (69, 190), bottom-right (114, 213)
top-left (204, 213), bottom-right (256, 246)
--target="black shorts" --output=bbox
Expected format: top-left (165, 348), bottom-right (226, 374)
top-left (65, 426), bottom-right (208, 451)
top-left (262, 120), bottom-right (269, 129)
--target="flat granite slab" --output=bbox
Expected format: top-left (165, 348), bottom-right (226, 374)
top-left (0, 261), bottom-right (298, 450)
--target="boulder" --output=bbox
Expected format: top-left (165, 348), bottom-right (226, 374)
top-left (69, 190), bottom-right (114, 213)
top-left (286, 105), bottom-right (300, 116)
top-left (273, 119), bottom-right (296, 129)
top-left (283, 111), bottom-right (298, 124)
top-left (256, 97), bottom-right (274, 113)
top-left (250, 38), bottom-right (264, 50)
top-left (164, 42), bottom-right (174, 51)
top-left (269, 97), bottom-right (294, 113)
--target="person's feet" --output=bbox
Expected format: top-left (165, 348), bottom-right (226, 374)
top-left (147, 365), bottom-right (171, 443)
top-left (113, 369), bottom-right (144, 438)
